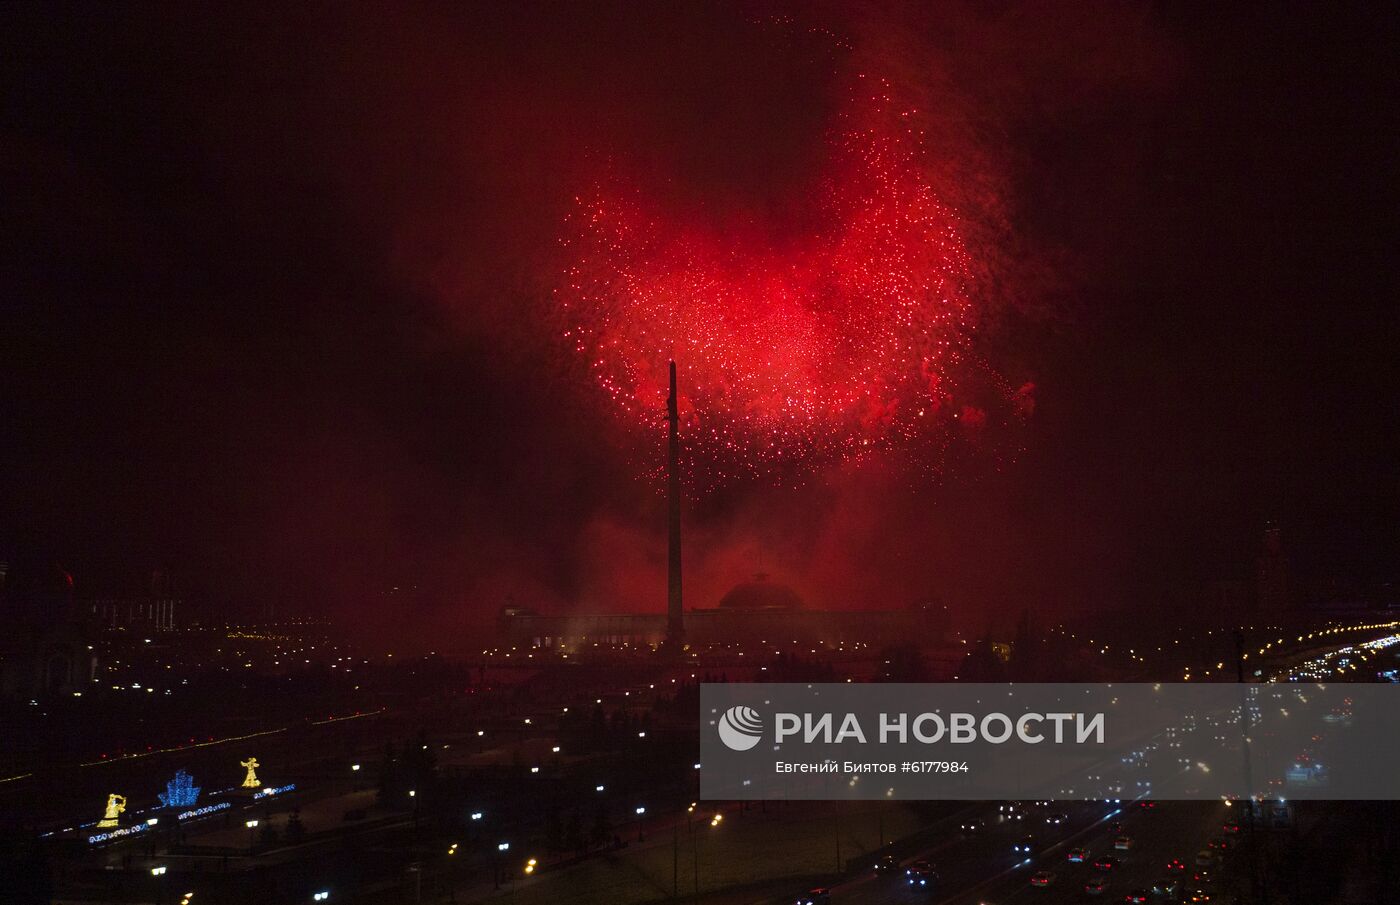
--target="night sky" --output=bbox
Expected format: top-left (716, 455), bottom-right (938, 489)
top-left (3, 2), bottom-right (1397, 647)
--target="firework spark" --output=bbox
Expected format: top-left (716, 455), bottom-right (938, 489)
top-left (556, 74), bottom-right (1028, 489)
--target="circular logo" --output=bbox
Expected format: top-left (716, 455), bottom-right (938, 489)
top-left (717, 705), bottom-right (764, 751)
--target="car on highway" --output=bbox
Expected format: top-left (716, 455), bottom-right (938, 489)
top-left (1186, 888), bottom-right (1212, 903)
top-left (908, 866), bottom-right (938, 889)
top-left (906, 859), bottom-right (932, 877)
top-left (1068, 847), bottom-right (1090, 863)
top-left (1123, 889), bottom-right (1151, 904)
top-left (1013, 835), bottom-right (1037, 855)
top-left (1191, 868), bottom-right (1216, 887)
top-left (1207, 836), bottom-right (1231, 852)
top-left (795, 889), bottom-right (830, 905)
top-left (1031, 870), bottom-right (1057, 888)
top-left (1045, 811), bottom-right (1069, 825)
top-left (1165, 859), bottom-right (1186, 874)
top-left (873, 853), bottom-right (899, 875)
top-left (1093, 856), bottom-right (1122, 872)
top-left (1152, 878), bottom-right (1181, 899)
top-left (1085, 875), bottom-right (1111, 896)
top-left (1114, 836), bottom-right (1134, 851)
top-left (1000, 802), bottom-right (1025, 821)
top-left (1137, 800), bottom-right (1158, 810)
top-left (962, 816), bottom-right (988, 834)
top-left (1221, 821), bottom-right (1240, 835)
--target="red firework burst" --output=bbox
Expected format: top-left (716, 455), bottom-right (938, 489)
top-left (556, 75), bottom-right (1028, 489)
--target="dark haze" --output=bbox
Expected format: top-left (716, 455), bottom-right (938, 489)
top-left (3, 2), bottom-right (1398, 647)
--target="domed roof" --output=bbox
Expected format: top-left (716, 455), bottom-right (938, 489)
top-left (718, 574), bottom-right (803, 610)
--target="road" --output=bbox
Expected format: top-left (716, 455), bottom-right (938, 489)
top-left (823, 799), bottom-right (1238, 905)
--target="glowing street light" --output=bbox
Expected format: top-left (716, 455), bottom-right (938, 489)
top-left (524, 857), bottom-right (538, 875)
top-left (471, 811), bottom-right (484, 821)
top-left (151, 866), bottom-right (167, 876)
top-left (498, 842), bottom-right (510, 852)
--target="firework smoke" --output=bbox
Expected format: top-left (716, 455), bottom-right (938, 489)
top-left (554, 41), bottom-right (1030, 490)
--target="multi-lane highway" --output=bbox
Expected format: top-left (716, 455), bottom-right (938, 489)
top-left (818, 798), bottom-right (1239, 905)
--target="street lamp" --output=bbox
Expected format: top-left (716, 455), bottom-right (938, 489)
top-left (245, 819), bottom-right (259, 849)
top-left (493, 842), bottom-right (510, 889)
top-left (150, 866), bottom-right (168, 905)
top-left (635, 806), bottom-right (647, 842)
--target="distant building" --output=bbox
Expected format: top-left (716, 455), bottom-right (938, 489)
top-left (0, 563), bottom-right (97, 698)
top-left (497, 575), bottom-right (952, 650)
top-left (86, 570), bottom-right (181, 631)
top-left (87, 596), bottom-right (178, 631)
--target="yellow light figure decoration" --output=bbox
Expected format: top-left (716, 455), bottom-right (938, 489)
top-left (240, 757), bottom-right (261, 789)
top-left (98, 793), bottom-right (126, 828)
